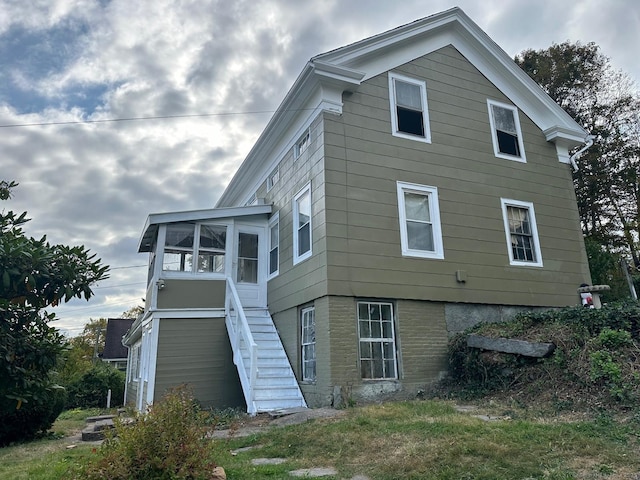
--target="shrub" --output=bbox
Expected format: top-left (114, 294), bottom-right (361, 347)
top-left (66, 363), bottom-right (125, 408)
top-left (80, 385), bottom-right (217, 480)
top-left (0, 385), bottom-right (67, 446)
top-left (446, 302), bottom-right (640, 410)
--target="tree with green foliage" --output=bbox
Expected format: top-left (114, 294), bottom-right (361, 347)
top-left (59, 318), bottom-right (108, 386)
top-left (515, 42), bottom-right (640, 284)
top-left (0, 181), bottom-right (109, 444)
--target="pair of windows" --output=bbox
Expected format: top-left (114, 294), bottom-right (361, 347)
top-left (389, 73), bottom-right (526, 162)
top-left (267, 182), bottom-right (312, 278)
top-left (299, 301), bottom-right (398, 383)
top-left (397, 181), bottom-right (542, 266)
top-left (163, 223), bottom-right (226, 273)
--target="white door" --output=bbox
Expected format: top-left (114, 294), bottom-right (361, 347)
top-left (233, 224), bottom-right (267, 308)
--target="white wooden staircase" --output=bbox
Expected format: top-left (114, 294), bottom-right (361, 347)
top-left (225, 279), bottom-right (307, 414)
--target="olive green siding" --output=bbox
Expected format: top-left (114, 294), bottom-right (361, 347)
top-left (154, 317), bottom-right (245, 409)
top-left (264, 115), bottom-right (330, 315)
top-left (273, 295), bottom-right (449, 406)
top-left (322, 45), bottom-right (589, 308)
top-left (126, 376), bottom-right (137, 405)
top-left (156, 279), bottom-right (226, 309)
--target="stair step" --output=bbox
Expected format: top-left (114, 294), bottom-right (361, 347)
top-left (254, 385), bottom-right (301, 401)
top-left (255, 377), bottom-right (297, 387)
top-left (254, 398), bottom-right (307, 411)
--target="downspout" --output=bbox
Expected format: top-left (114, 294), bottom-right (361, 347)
top-left (569, 135), bottom-right (596, 172)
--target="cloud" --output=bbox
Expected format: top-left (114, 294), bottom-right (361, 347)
top-left (0, 0), bottom-right (638, 335)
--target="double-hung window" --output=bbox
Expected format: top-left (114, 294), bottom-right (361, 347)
top-left (397, 181), bottom-right (444, 259)
top-left (268, 213), bottom-right (279, 278)
top-left (500, 198), bottom-right (543, 267)
top-left (293, 183), bottom-right (312, 264)
top-left (487, 99), bottom-right (526, 162)
top-left (300, 306), bottom-right (316, 382)
top-left (389, 72), bottom-right (431, 143)
top-left (358, 301), bottom-right (397, 380)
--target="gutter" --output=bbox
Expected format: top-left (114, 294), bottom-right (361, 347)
top-left (569, 135), bottom-right (596, 172)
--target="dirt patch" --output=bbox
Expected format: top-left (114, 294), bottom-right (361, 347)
top-left (210, 408), bottom-right (347, 438)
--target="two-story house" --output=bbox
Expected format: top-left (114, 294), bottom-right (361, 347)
top-left (123, 7), bottom-right (591, 414)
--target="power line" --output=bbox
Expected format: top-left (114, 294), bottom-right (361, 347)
top-left (110, 264), bottom-right (147, 270)
top-left (93, 281), bottom-right (146, 290)
top-left (0, 108), bottom-right (314, 128)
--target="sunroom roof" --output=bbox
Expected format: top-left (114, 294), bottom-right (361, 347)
top-left (138, 204), bottom-right (272, 252)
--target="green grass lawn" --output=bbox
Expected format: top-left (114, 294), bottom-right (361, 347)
top-left (1, 402), bottom-right (638, 480)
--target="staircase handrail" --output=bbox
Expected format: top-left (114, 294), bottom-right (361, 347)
top-left (225, 278), bottom-right (259, 414)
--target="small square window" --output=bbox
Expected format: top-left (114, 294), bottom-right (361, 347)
top-left (389, 72), bottom-right (431, 143)
top-left (488, 100), bottom-right (526, 162)
top-left (267, 166), bottom-right (280, 191)
top-left (500, 198), bottom-right (543, 267)
top-left (295, 130), bottom-right (310, 159)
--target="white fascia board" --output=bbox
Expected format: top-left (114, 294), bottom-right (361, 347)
top-left (122, 310), bottom-right (152, 345)
top-left (216, 63), bottom-right (363, 208)
top-left (316, 7), bottom-right (587, 148)
top-left (138, 204), bottom-right (272, 252)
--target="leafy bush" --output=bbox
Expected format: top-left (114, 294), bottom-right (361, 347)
top-left (446, 302), bottom-right (640, 410)
top-left (0, 385), bottom-right (66, 446)
top-left (66, 363), bottom-right (125, 409)
top-left (80, 385), bottom-right (217, 480)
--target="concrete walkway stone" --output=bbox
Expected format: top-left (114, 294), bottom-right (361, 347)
top-left (289, 466), bottom-right (338, 477)
top-left (251, 457), bottom-right (286, 465)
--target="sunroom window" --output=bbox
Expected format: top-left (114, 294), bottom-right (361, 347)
top-left (197, 225), bottom-right (226, 273)
top-left (163, 223), bottom-right (194, 271)
top-left (162, 223), bottom-right (226, 273)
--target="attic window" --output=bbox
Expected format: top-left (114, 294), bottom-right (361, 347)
top-left (267, 166), bottom-right (280, 191)
top-left (488, 100), bottom-right (526, 162)
top-left (389, 72), bottom-right (431, 143)
top-left (295, 130), bottom-right (310, 159)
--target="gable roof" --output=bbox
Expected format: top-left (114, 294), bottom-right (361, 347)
top-left (102, 318), bottom-right (135, 359)
top-left (216, 7), bottom-right (587, 208)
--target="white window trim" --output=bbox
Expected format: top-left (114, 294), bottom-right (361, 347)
top-left (293, 182), bottom-right (312, 265)
top-left (300, 306), bottom-right (316, 383)
top-left (268, 212), bottom-right (279, 279)
top-left (267, 166), bottom-right (280, 191)
top-left (388, 72), bottom-right (431, 144)
top-left (396, 181), bottom-right (444, 259)
top-left (500, 198), bottom-right (543, 267)
top-left (487, 99), bottom-right (527, 163)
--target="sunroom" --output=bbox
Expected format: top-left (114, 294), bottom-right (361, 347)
top-left (138, 204), bottom-right (273, 313)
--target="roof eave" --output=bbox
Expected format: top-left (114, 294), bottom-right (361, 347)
top-left (137, 204), bottom-right (273, 252)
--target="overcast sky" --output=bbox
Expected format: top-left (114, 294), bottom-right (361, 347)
top-left (1, 0), bottom-right (638, 336)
